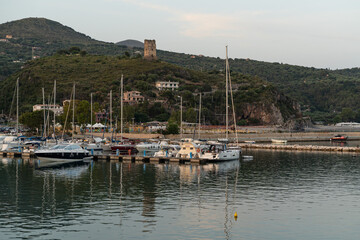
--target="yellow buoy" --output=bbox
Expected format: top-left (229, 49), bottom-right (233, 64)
top-left (234, 212), bottom-right (238, 220)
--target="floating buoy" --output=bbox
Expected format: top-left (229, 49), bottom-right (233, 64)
top-left (234, 212), bottom-right (238, 220)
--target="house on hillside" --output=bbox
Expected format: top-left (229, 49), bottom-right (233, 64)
top-left (33, 104), bottom-right (63, 115)
top-left (123, 91), bottom-right (145, 105)
top-left (155, 81), bottom-right (179, 91)
top-left (95, 110), bottom-right (109, 123)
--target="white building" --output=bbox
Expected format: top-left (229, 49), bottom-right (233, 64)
top-left (33, 104), bottom-right (63, 115)
top-left (155, 81), bottom-right (179, 91)
top-left (335, 122), bottom-right (360, 127)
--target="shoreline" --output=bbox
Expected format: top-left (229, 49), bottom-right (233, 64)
top-left (78, 131), bottom-right (360, 143)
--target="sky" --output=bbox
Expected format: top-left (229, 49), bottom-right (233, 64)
top-left (1, 0), bottom-right (360, 69)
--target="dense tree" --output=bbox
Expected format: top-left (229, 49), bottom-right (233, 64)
top-left (19, 110), bottom-right (44, 130)
top-left (165, 123), bottom-right (179, 134)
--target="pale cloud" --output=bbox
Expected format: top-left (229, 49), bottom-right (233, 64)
top-left (120, 0), bottom-right (246, 38)
top-left (121, 0), bottom-right (177, 13)
top-left (179, 13), bottom-right (238, 38)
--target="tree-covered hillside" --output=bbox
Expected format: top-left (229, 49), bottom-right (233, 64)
top-left (0, 17), bottom-right (97, 44)
top-left (1, 17), bottom-right (359, 123)
top-left (0, 52), bottom-right (299, 126)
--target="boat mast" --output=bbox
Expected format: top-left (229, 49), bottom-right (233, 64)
top-left (225, 46), bottom-right (229, 140)
top-left (227, 57), bottom-right (239, 144)
top-left (110, 89), bottom-right (112, 137)
top-left (180, 96), bottom-right (183, 139)
top-left (198, 93), bottom-right (201, 139)
top-left (16, 77), bottom-right (19, 136)
top-left (53, 80), bottom-right (56, 139)
top-left (120, 74), bottom-right (123, 140)
top-left (72, 82), bottom-right (75, 142)
top-left (47, 94), bottom-right (50, 137)
top-left (91, 93), bottom-right (93, 138)
top-left (42, 87), bottom-right (46, 138)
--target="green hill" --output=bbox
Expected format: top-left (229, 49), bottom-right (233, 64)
top-left (116, 39), bottom-right (143, 48)
top-left (0, 53), bottom-right (299, 126)
top-left (0, 17), bottom-right (97, 44)
top-left (1, 17), bottom-right (359, 123)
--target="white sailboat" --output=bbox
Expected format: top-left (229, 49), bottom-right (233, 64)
top-left (215, 46), bottom-right (241, 160)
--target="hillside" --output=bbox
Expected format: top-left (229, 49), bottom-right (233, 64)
top-left (116, 39), bottom-right (143, 48)
top-left (0, 17), bottom-right (98, 44)
top-left (0, 53), bottom-right (300, 126)
top-left (1, 17), bottom-right (359, 123)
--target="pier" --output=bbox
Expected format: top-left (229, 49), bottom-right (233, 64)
top-left (93, 154), bottom-right (208, 165)
top-left (2, 142), bottom-right (360, 164)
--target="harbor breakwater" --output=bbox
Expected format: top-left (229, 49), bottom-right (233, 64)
top-left (239, 143), bottom-right (360, 153)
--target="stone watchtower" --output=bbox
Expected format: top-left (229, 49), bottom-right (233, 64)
top-left (144, 39), bottom-right (157, 60)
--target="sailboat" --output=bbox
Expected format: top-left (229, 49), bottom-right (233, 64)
top-left (202, 46), bottom-right (241, 161)
top-left (110, 74), bottom-right (137, 155)
top-left (176, 47), bottom-right (241, 161)
top-left (1, 78), bottom-right (21, 152)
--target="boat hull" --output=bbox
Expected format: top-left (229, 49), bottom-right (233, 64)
top-left (111, 145), bottom-right (138, 155)
top-left (35, 152), bottom-right (91, 161)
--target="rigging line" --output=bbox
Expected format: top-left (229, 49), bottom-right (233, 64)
top-left (227, 58), bottom-right (239, 144)
top-left (62, 88), bottom-right (73, 140)
top-left (8, 80), bottom-right (17, 119)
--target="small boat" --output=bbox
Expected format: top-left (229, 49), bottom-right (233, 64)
top-left (154, 145), bottom-right (180, 158)
top-left (244, 140), bottom-right (256, 144)
top-left (242, 155), bottom-right (254, 161)
top-left (35, 143), bottom-right (92, 161)
top-left (200, 141), bottom-right (241, 161)
top-left (330, 135), bottom-right (348, 141)
top-left (111, 141), bottom-right (138, 155)
top-left (271, 139), bottom-right (287, 144)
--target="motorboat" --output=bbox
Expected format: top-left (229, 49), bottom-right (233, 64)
top-left (35, 143), bottom-right (92, 161)
top-left (1, 136), bottom-right (21, 152)
top-left (271, 139), bottom-right (287, 144)
top-left (136, 141), bottom-right (162, 152)
top-left (111, 140), bottom-right (138, 155)
top-left (154, 145), bottom-right (180, 158)
top-left (200, 141), bottom-right (241, 161)
top-left (330, 135), bottom-right (348, 141)
top-left (176, 139), bottom-right (202, 158)
top-left (136, 140), bottom-right (179, 153)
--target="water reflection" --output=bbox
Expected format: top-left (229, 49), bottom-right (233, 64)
top-left (1, 152), bottom-right (360, 239)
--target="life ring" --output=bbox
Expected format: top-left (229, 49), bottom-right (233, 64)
top-left (197, 148), bottom-right (200, 153)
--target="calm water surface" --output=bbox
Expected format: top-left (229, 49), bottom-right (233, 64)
top-left (1, 150), bottom-right (360, 239)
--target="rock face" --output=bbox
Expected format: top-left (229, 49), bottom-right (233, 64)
top-left (242, 103), bottom-right (284, 125)
top-left (240, 93), bottom-right (302, 126)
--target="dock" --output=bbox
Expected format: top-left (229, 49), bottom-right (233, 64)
top-left (93, 154), bottom-right (208, 165)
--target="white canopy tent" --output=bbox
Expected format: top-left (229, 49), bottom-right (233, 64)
top-left (92, 123), bottom-right (105, 128)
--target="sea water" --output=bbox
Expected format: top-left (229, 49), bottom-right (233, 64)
top-left (1, 150), bottom-right (360, 239)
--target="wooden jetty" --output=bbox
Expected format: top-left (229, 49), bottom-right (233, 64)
top-left (0, 151), bottom-right (36, 158)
